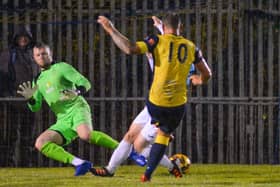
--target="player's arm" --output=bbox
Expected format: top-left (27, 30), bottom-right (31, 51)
top-left (145, 16), bottom-right (163, 63)
top-left (60, 63), bottom-right (91, 95)
top-left (190, 48), bottom-right (212, 85)
top-left (17, 81), bottom-right (43, 112)
top-left (186, 64), bottom-right (196, 87)
top-left (27, 86), bottom-right (43, 112)
top-left (97, 16), bottom-right (142, 55)
top-left (152, 16), bottom-right (163, 34)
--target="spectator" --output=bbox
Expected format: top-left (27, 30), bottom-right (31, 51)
top-left (0, 25), bottom-right (39, 167)
top-left (0, 24), bottom-right (39, 97)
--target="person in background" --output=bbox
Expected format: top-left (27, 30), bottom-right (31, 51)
top-left (0, 24), bottom-right (39, 97)
top-left (0, 25), bottom-right (40, 167)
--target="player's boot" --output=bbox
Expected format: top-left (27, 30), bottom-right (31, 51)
top-left (169, 159), bottom-right (183, 178)
top-left (140, 174), bottom-right (150, 182)
top-left (129, 150), bottom-right (147, 167)
top-left (90, 167), bottom-right (114, 177)
top-left (74, 161), bottom-right (92, 176)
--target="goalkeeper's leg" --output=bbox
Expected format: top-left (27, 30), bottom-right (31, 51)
top-left (76, 123), bottom-right (119, 149)
top-left (89, 130), bottom-right (119, 149)
top-left (35, 130), bottom-right (92, 176)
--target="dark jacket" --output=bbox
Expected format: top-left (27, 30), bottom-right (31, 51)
top-left (0, 25), bottom-right (39, 97)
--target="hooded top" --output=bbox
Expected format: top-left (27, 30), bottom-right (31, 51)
top-left (11, 24), bottom-right (34, 49)
top-left (0, 25), bottom-right (39, 96)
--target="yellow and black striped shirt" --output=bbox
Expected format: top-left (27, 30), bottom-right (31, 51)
top-left (137, 34), bottom-right (200, 107)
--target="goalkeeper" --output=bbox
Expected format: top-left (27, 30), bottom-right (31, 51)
top-left (17, 42), bottom-right (119, 176)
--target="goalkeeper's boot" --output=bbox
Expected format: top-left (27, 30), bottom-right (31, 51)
top-left (129, 150), bottom-right (147, 167)
top-left (169, 159), bottom-right (183, 178)
top-left (140, 174), bottom-right (150, 182)
top-left (90, 167), bottom-right (114, 177)
top-left (74, 161), bottom-right (92, 176)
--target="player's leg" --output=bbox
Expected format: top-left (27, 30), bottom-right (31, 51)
top-left (134, 122), bottom-right (156, 154)
top-left (35, 129), bottom-right (70, 163)
top-left (134, 134), bottom-right (180, 177)
top-left (35, 128), bottom-right (91, 176)
top-left (89, 130), bottom-right (119, 149)
top-left (91, 123), bottom-right (143, 176)
top-left (105, 107), bottom-right (152, 173)
top-left (73, 104), bottom-right (119, 149)
top-left (91, 107), bottom-right (149, 176)
top-left (141, 102), bottom-right (185, 182)
top-left (76, 124), bottom-right (119, 149)
top-left (134, 123), bottom-right (181, 176)
top-left (141, 130), bottom-right (170, 182)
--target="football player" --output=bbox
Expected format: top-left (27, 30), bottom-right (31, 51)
top-left (17, 42), bottom-right (119, 176)
top-left (91, 16), bottom-right (195, 179)
top-left (96, 13), bottom-right (211, 182)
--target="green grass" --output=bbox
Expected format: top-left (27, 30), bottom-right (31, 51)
top-left (1, 164), bottom-right (280, 187)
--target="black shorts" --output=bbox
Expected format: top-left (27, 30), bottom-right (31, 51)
top-left (146, 100), bottom-right (186, 134)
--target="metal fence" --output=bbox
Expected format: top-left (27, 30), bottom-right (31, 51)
top-left (0, 0), bottom-right (280, 167)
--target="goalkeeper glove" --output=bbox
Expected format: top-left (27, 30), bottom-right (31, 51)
top-left (17, 81), bottom-right (38, 100)
top-left (60, 89), bottom-right (79, 101)
top-left (60, 86), bottom-right (87, 101)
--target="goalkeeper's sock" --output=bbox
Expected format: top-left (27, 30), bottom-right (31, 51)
top-left (41, 142), bottom-right (75, 164)
top-left (72, 157), bottom-right (85, 166)
top-left (106, 140), bottom-right (132, 173)
top-left (89, 131), bottom-right (119, 149)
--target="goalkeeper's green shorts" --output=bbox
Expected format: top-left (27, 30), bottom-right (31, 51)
top-left (49, 103), bottom-right (92, 146)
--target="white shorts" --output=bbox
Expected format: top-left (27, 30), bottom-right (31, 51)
top-left (132, 106), bottom-right (157, 143)
top-left (132, 107), bottom-right (151, 127)
top-left (140, 122), bottom-right (158, 144)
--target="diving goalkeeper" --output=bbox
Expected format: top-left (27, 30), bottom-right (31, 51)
top-left (17, 42), bottom-right (119, 176)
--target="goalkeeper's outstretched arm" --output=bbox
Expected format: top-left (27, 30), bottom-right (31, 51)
top-left (17, 81), bottom-right (43, 112)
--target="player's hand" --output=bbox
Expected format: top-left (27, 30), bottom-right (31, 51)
top-left (152, 16), bottom-right (162, 27)
top-left (97, 16), bottom-right (114, 34)
top-left (60, 89), bottom-right (79, 101)
top-left (189, 75), bottom-right (203, 86)
top-left (17, 81), bottom-right (38, 100)
top-left (152, 16), bottom-right (163, 34)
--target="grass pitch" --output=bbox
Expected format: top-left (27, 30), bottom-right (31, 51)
top-left (1, 164), bottom-right (280, 187)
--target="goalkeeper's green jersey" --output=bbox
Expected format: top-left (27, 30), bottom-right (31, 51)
top-left (28, 62), bottom-right (91, 118)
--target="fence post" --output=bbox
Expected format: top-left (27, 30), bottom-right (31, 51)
top-left (273, 98), bottom-right (280, 164)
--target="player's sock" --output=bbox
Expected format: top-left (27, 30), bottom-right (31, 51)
top-left (159, 155), bottom-right (173, 170)
top-left (40, 142), bottom-right (75, 164)
top-left (140, 145), bottom-right (151, 158)
top-left (140, 143), bottom-right (172, 169)
top-left (72, 157), bottom-right (85, 166)
top-left (89, 130), bottom-right (119, 149)
top-left (129, 148), bottom-right (147, 166)
top-left (106, 140), bottom-right (132, 173)
top-left (144, 135), bottom-right (169, 179)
